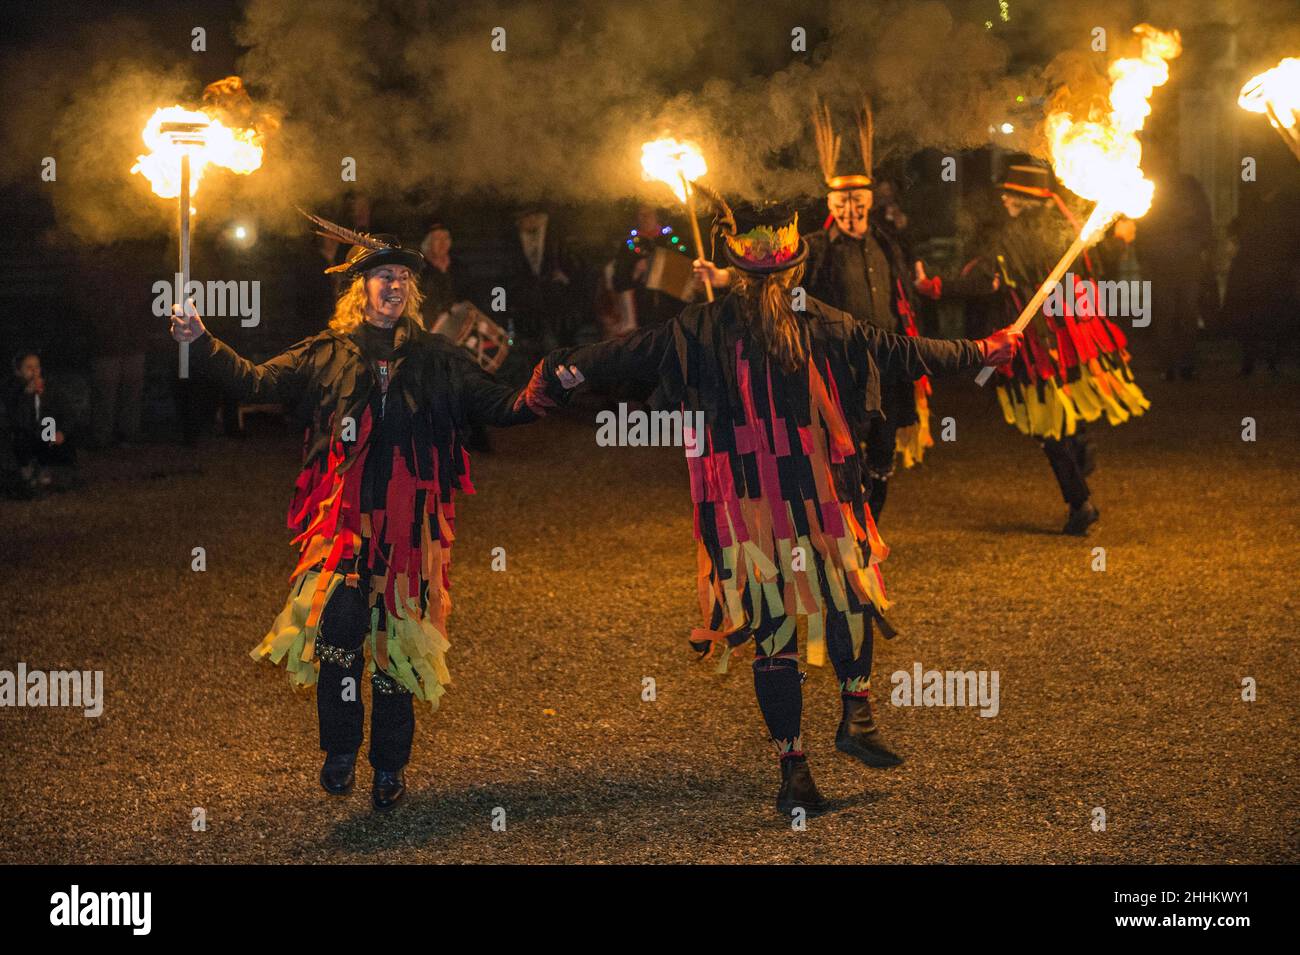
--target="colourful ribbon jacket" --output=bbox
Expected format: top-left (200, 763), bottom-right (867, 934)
top-left (566, 294), bottom-right (985, 670)
top-left (191, 315), bottom-right (566, 707)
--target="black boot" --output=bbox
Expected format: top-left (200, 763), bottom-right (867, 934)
top-left (775, 755), bottom-right (828, 817)
top-left (320, 751), bottom-right (357, 796)
top-left (372, 768), bottom-right (407, 811)
top-left (835, 695), bottom-right (903, 767)
top-left (1063, 501), bottom-right (1100, 536)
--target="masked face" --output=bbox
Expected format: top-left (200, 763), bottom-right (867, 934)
top-left (364, 266), bottom-right (413, 323)
top-left (827, 188), bottom-right (872, 238)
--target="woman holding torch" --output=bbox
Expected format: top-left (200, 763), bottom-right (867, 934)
top-left (168, 215), bottom-right (583, 811)
top-left (564, 201), bottom-right (1020, 816)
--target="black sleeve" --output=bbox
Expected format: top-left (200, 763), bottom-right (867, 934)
top-left (855, 323), bottom-right (984, 380)
top-left (189, 332), bottom-right (314, 405)
top-left (561, 320), bottom-right (677, 392)
top-left (448, 346), bottom-right (562, 429)
top-left (457, 350), bottom-right (538, 426)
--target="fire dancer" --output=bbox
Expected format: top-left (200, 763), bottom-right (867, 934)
top-left (918, 163), bottom-right (1149, 535)
top-left (567, 201), bottom-right (1020, 815)
top-left (167, 214), bottom-right (583, 811)
top-left (801, 100), bottom-right (936, 520)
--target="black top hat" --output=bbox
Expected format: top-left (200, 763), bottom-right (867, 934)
top-left (298, 208), bottom-right (425, 278)
top-left (327, 235), bottom-right (424, 277)
top-left (720, 202), bottom-right (808, 274)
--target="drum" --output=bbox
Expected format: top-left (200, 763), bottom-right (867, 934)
top-left (644, 247), bottom-right (698, 302)
top-left (430, 301), bottom-right (511, 374)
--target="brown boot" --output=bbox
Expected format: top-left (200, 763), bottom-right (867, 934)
top-left (775, 755), bottom-right (829, 817)
top-left (835, 694), bottom-right (903, 767)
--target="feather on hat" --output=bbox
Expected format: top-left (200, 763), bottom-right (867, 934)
top-left (298, 207), bottom-right (424, 276)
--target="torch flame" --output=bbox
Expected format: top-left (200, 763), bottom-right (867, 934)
top-left (1046, 23), bottom-right (1182, 241)
top-left (131, 104), bottom-right (264, 202)
top-left (641, 137), bottom-right (707, 203)
top-left (1239, 57), bottom-right (1300, 129)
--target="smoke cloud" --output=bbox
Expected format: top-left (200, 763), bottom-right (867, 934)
top-left (2, 0), bottom-right (1283, 241)
top-left (230, 0), bottom-right (1029, 204)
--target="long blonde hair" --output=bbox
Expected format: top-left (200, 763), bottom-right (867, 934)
top-left (730, 263), bottom-right (809, 373)
top-left (329, 272), bottom-right (425, 334)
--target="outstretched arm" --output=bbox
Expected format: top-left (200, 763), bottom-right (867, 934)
top-left (562, 320), bottom-right (677, 392)
top-left (857, 322), bottom-right (1020, 380)
top-left (170, 301), bottom-right (312, 405)
top-left (456, 347), bottom-right (584, 428)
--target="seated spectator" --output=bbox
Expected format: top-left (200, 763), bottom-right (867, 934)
top-left (6, 350), bottom-right (78, 494)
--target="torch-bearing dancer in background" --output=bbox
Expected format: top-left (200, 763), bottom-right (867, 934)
top-left (918, 163), bottom-right (1149, 535)
top-left (801, 99), bottom-right (937, 522)
top-left (168, 214), bottom-right (583, 811)
top-left (569, 201), bottom-right (1020, 815)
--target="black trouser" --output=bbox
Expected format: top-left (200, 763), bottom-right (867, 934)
top-left (863, 417), bottom-right (898, 522)
top-left (1039, 424), bottom-right (1092, 507)
top-left (751, 610), bottom-right (876, 755)
top-left (315, 583), bottom-right (414, 772)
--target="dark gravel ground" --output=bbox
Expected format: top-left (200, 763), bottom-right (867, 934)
top-left (2, 357), bottom-right (1297, 864)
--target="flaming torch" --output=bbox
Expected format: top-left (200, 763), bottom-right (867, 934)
top-left (640, 137), bottom-right (713, 302)
top-left (131, 80), bottom-right (266, 377)
top-left (975, 24), bottom-right (1182, 385)
top-left (1238, 57), bottom-right (1300, 162)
